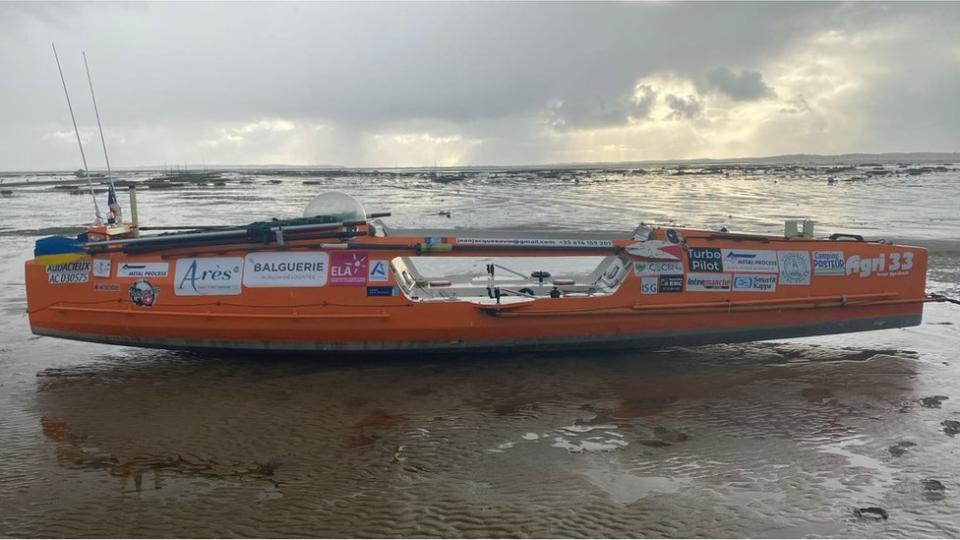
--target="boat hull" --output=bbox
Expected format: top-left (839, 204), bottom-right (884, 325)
top-left (31, 312), bottom-right (921, 353)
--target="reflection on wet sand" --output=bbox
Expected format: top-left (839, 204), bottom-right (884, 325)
top-left (11, 344), bottom-right (958, 537)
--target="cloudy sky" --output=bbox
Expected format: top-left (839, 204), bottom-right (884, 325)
top-left (1, 1), bottom-right (958, 170)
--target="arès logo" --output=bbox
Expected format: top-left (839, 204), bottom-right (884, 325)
top-left (179, 261), bottom-right (235, 291)
top-left (174, 258), bottom-right (243, 296)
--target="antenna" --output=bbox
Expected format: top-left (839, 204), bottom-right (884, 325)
top-left (52, 43), bottom-right (102, 224)
top-left (82, 51), bottom-right (120, 223)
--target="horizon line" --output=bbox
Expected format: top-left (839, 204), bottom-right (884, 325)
top-left (3, 150), bottom-right (959, 174)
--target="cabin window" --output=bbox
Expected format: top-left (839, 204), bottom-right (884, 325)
top-left (391, 256), bottom-right (628, 303)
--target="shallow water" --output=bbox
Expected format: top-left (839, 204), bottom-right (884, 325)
top-left (1, 163), bottom-right (959, 537)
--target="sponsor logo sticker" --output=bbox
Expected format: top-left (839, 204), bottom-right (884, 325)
top-left (46, 260), bottom-right (90, 285)
top-left (640, 276), bottom-right (659, 295)
top-left (128, 279), bottom-right (158, 306)
top-left (368, 260), bottom-right (390, 282)
top-left (812, 251), bottom-right (845, 276)
top-left (658, 274), bottom-right (684, 293)
top-left (685, 272), bottom-right (732, 292)
top-left (720, 249), bottom-right (779, 273)
top-left (329, 251), bottom-right (369, 286)
top-left (777, 251), bottom-right (811, 285)
top-left (732, 273), bottom-right (777, 292)
top-left (687, 247), bottom-right (724, 272)
top-left (92, 259), bottom-right (112, 278)
top-left (846, 251), bottom-right (914, 277)
top-left (626, 240), bottom-right (682, 260)
top-left (366, 286), bottom-right (398, 297)
top-left (174, 257), bottom-right (242, 296)
top-left (242, 252), bottom-right (328, 288)
top-left (634, 261), bottom-right (684, 276)
top-left (117, 262), bottom-right (169, 278)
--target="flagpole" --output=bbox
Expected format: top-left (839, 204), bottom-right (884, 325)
top-left (52, 43), bottom-right (102, 224)
top-left (82, 51), bottom-right (120, 223)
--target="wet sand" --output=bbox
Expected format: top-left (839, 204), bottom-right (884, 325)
top-left (1, 164), bottom-right (959, 537)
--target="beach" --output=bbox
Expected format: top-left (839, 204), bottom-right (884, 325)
top-left (1, 162), bottom-right (958, 537)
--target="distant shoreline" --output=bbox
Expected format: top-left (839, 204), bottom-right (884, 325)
top-left (2, 152), bottom-right (958, 175)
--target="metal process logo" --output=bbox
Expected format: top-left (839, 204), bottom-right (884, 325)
top-left (720, 249), bottom-right (779, 272)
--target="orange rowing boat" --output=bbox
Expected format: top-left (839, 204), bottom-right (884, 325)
top-left (25, 192), bottom-right (940, 352)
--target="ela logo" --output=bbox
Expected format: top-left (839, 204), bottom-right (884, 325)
top-left (330, 252), bottom-right (369, 286)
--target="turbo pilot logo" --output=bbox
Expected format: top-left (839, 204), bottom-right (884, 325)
top-left (128, 279), bottom-right (158, 307)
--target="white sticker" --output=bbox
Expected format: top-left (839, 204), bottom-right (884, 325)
top-left (732, 273), bottom-right (777, 292)
top-left (456, 237), bottom-right (613, 248)
top-left (640, 276), bottom-right (659, 294)
top-left (634, 261), bottom-right (684, 276)
top-left (46, 260), bottom-right (90, 285)
top-left (368, 259), bottom-right (390, 282)
top-left (92, 259), bottom-right (112, 278)
top-left (812, 251), bottom-right (845, 276)
top-left (777, 251), bottom-right (811, 285)
top-left (117, 261), bottom-right (169, 278)
top-left (685, 273), bottom-right (732, 292)
top-left (174, 257), bottom-right (243, 296)
top-left (846, 252), bottom-right (914, 278)
top-left (243, 252), bottom-right (328, 288)
top-left (720, 249), bottom-right (779, 273)
top-left (625, 240), bottom-right (682, 260)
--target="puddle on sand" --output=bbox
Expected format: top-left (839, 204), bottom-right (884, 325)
top-left (583, 466), bottom-right (690, 505)
top-left (4, 325), bottom-right (959, 536)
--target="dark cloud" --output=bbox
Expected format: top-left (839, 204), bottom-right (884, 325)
top-left (548, 86), bottom-right (656, 131)
top-left (704, 67), bottom-right (775, 101)
top-left (665, 95), bottom-right (703, 120)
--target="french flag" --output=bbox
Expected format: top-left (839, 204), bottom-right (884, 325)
top-left (107, 183), bottom-right (122, 224)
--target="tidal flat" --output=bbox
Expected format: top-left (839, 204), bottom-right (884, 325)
top-left (1, 162), bottom-right (959, 537)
